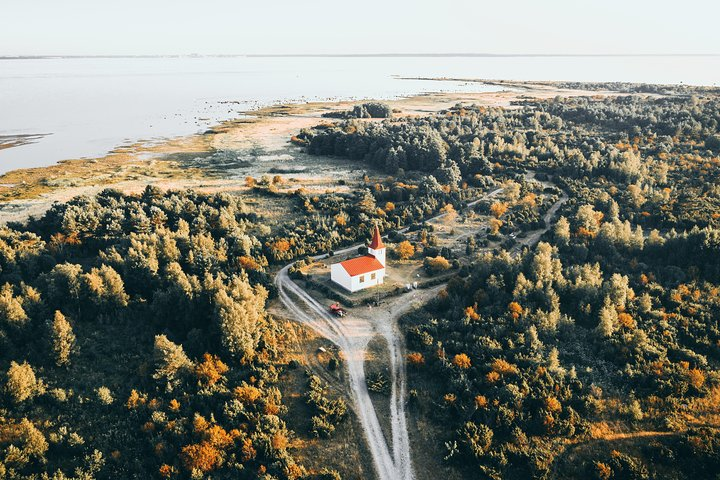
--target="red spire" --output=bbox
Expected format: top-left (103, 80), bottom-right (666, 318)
top-left (369, 224), bottom-right (385, 250)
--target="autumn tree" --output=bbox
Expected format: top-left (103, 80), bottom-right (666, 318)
top-left (234, 383), bottom-right (262, 404)
top-left (82, 264), bottom-right (130, 312)
top-left (407, 352), bottom-right (425, 366)
top-left (195, 353), bottom-right (229, 387)
top-left (5, 361), bottom-right (43, 404)
top-left (688, 369), bottom-right (706, 389)
top-left (334, 211), bottom-right (348, 226)
top-left (452, 353), bottom-right (472, 369)
top-left (48, 310), bottom-right (75, 367)
top-left (576, 204), bottom-right (604, 236)
top-left (211, 274), bottom-right (267, 361)
top-left (489, 218), bottom-right (503, 235)
top-left (3, 418), bottom-right (49, 466)
top-left (181, 442), bottom-right (222, 473)
top-left (490, 202), bottom-right (508, 219)
top-left (617, 312), bottom-right (636, 329)
top-left (508, 301), bottom-right (523, 320)
top-left (395, 240), bottom-right (415, 260)
top-left (424, 256), bottom-right (451, 275)
top-left (604, 273), bottom-right (631, 308)
top-left (458, 422), bottom-right (493, 459)
top-left (357, 189), bottom-right (377, 214)
top-left (0, 283), bottom-right (29, 329)
top-left (153, 334), bottom-right (192, 389)
top-left (464, 305), bottom-right (480, 321)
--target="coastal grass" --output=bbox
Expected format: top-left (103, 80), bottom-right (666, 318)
top-left (0, 141), bottom-right (211, 202)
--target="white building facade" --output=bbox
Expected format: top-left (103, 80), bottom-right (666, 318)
top-left (330, 225), bottom-right (387, 293)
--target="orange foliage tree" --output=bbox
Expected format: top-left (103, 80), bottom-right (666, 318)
top-left (491, 358), bottom-right (518, 376)
top-left (181, 442), bottom-right (222, 473)
top-left (394, 240), bottom-right (415, 260)
top-left (489, 218), bottom-right (503, 235)
top-left (234, 384), bottom-right (262, 404)
top-left (508, 302), bottom-right (522, 320)
top-left (618, 312), bottom-right (636, 329)
top-left (452, 353), bottom-right (472, 369)
top-left (195, 353), bottom-right (229, 387)
top-left (407, 352), bottom-right (425, 366)
top-left (464, 305), bottom-right (480, 321)
top-left (688, 368), bottom-right (706, 389)
top-left (490, 202), bottom-right (508, 218)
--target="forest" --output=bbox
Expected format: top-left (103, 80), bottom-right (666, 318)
top-left (0, 188), bottom-right (352, 479)
top-left (298, 91), bottom-right (720, 478)
top-left (1, 87), bottom-right (720, 479)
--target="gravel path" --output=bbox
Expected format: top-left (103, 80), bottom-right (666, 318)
top-left (276, 265), bottom-right (397, 479)
top-left (273, 177), bottom-right (565, 479)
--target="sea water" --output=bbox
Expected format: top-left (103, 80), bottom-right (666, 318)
top-left (0, 55), bottom-right (717, 173)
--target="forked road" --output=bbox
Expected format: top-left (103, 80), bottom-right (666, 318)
top-left (276, 265), bottom-right (417, 480)
top-left (274, 177), bottom-right (564, 480)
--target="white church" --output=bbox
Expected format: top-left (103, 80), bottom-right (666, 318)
top-left (330, 225), bottom-right (386, 293)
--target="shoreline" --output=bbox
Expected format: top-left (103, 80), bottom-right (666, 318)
top-left (0, 80), bottom-right (502, 176)
top-left (400, 76), bottom-right (720, 93)
top-left (0, 80), bottom-right (660, 224)
top-left (0, 133), bottom-right (50, 152)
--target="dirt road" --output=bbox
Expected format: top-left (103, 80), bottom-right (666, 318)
top-left (274, 177), bottom-right (566, 480)
top-left (276, 264), bottom-right (398, 479)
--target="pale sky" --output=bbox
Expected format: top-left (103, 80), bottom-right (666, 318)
top-left (2, 0), bottom-right (718, 56)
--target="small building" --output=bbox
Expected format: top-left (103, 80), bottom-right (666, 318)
top-left (330, 225), bottom-right (386, 293)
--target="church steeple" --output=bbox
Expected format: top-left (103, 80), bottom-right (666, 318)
top-left (367, 224), bottom-right (386, 266)
top-left (369, 224), bottom-right (385, 250)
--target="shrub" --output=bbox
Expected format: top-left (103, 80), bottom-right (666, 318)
top-left (96, 386), bottom-right (114, 405)
top-left (424, 256), bottom-right (451, 275)
top-left (407, 352), bottom-right (425, 366)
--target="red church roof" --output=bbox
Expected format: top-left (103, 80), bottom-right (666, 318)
top-left (369, 225), bottom-right (385, 250)
top-left (340, 255), bottom-right (384, 277)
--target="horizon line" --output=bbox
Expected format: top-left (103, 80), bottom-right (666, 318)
top-left (1, 52), bottom-right (718, 60)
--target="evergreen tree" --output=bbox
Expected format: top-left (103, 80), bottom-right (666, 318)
top-left (554, 216), bottom-right (571, 246)
top-left (153, 334), bottom-right (192, 389)
top-left (0, 283), bottom-right (28, 330)
top-left (596, 298), bottom-right (618, 338)
top-left (48, 310), bottom-right (75, 367)
top-left (5, 361), bottom-right (42, 404)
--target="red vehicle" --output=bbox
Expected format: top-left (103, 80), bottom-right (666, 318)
top-left (329, 303), bottom-right (347, 317)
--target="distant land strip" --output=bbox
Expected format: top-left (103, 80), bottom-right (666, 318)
top-left (1, 53), bottom-right (719, 60)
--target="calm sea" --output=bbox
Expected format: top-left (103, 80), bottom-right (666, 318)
top-left (0, 55), bottom-right (717, 174)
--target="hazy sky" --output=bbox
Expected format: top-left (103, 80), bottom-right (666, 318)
top-left (3, 0), bottom-right (718, 56)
